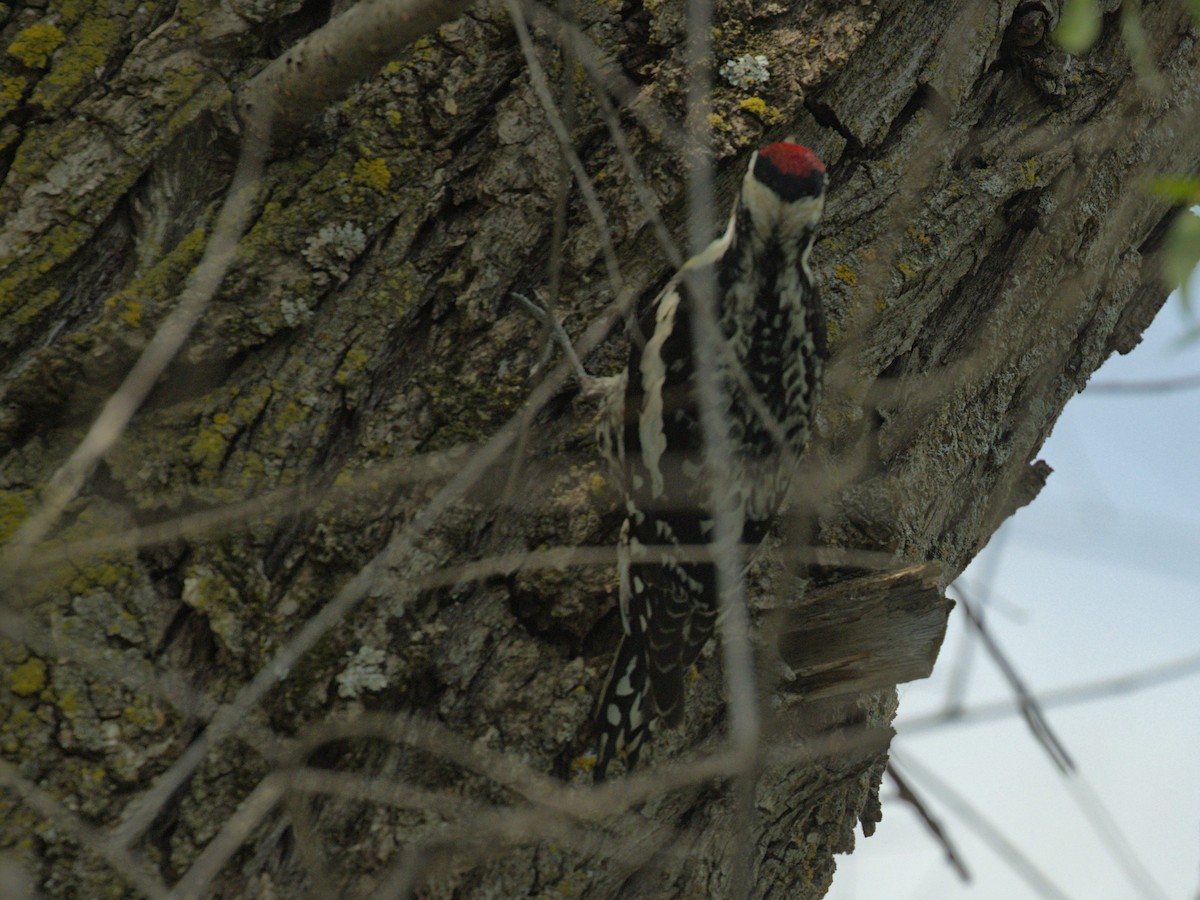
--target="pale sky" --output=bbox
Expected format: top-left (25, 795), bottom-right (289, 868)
top-left (828, 270), bottom-right (1200, 900)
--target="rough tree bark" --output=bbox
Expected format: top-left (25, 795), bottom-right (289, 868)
top-left (1, 0), bottom-right (1197, 897)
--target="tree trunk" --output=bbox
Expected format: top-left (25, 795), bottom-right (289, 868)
top-left (1, 0), bottom-right (1196, 896)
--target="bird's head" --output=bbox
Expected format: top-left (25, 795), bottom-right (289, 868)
top-left (740, 142), bottom-right (827, 240)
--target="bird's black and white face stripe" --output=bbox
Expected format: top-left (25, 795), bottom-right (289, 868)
top-left (740, 142), bottom-right (827, 242)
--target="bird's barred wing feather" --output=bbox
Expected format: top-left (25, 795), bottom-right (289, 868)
top-left (595, 264), bottom-right (730, 775)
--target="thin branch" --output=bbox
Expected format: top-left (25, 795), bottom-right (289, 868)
top-left (521, 1), bottom-right (689, 156)
top-left (15, 444), bottom-right (474, 578)
top-left (164, 707), bottom-right (897, 895)
top-left (1061, 773), bottom-right (1171, 900)
top-left (903, 651), bottom-right (1200, 733)
top-left (1086, 372), bottom-right (1200, 393)
top-left (955, 587), bottom-right (1075, 774)
top-left (506, 0), bottom-right (627, 301)
top-left (953, 589), bottom-right (1170, 900)
top-left (941, 530), bottom-right (1015, 716)
top-left (281, 790), bottom-right (337, 900)
top-left (892, 751), bottom-right (1072, 900)
top-left (286, 710), bottom-right (894, 829)
top-left (242, 0), bottom-right (475, 146)
top-left (886, 762), bottom-right (971, 883)
top-left (522, 0), bottom-right (683, 269)
top-left (166, 776), bottom-right (287, 900)
top-left (679, 2), bottom-right (758, 897)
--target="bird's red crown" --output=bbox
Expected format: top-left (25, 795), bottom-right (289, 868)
top-left (759, 143), bottom-right (825, 177)
top-left (752, 142), bottom-right (826, 203)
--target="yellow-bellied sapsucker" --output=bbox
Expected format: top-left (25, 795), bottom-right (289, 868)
top-left (595, 142), bottom-right (828, 779)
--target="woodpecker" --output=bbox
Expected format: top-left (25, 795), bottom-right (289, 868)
top-left (594, 142), bottom-right (828, 779)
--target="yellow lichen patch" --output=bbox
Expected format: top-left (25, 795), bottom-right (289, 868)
top-left (334, 346), bottom-right (370, 387)
top-left (160, 64), bottom-right (214, 128)
top-left (123, 695), bottom-right (165, 731)
top-left (55, 685), bottom-right (82, 717)
top-left (0, 75), bottom-right (26, 117)
top-left (189, 419), bottom-right (231, 470)
top-left (569, 753), bottom-right (596, 776)
top-left (181, 383), bottom-right (276, 485)
top-left (906, 225), bottom-right (932, 246)
top-left (12, 502), bottom-right (138, 600)
top-left (0, 490), bottom-right (30, 543)
top-left (897, 260), bottom-right (917, 279)
top-left (102, 227), bottom-right (207, 329)
top-left (353, 157), bottom-right (392, 192)
top-left (409, 35), bottom-right (436, 63)
top-left (0, 708), bottom-right (38, 753)
top-left (373, 262), bottom-right (421, 315)
top-left (33, 15), bottom-right (120, 111)
top-left (6, 284), bottom-right (60, 327)
top-left (175, 0), bottom-right (210, 23)
top-left (68, 560), bottom-right (132, 597)
top-left (105, 294), bottom-right (142, 328)
top-left (739, 96), bottom-right (782, 122)
top-left (1019, 157), bottom-right (1038, 188)
top-left (706, 112), bottom-right (729, 131)
top-left (270, 399), bottom-right (308, 434)
top-left (834, 264), bottom-right (858, 286)
top-left (7, 23), bottom-right (64, 69)
top-left (8, 658), bottom-right (46, 697)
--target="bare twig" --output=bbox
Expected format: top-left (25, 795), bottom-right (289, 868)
top-left (521, 0), bottom-right (683, 270)
top-left (506, 0), bottom-right (627, 300)
top-left (904, 651), bottom-right (1200, 733)
top-left (521, 1), bottom-right (689, 156)
top-left (1086, 373), bottom-right (1200, 394)
top-left (955, 587), bottom-right (1075, 774)
top-left (892, 750), bottom-right (1072, 900)
top-left (1062, 773), bottom-right (1171, 900)
top-left (15, 444), bottom-right (473, 577)
top-left (167, 777), bottom-right (287, 900)
top-left (242, 0), bottom-right (475, 146)
top-left (886, 761), bottom-right (971, 882)
top-left (678, 2), bottom-right (759, 897)
top-left (953, 587), bottom-right (1170, 900)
